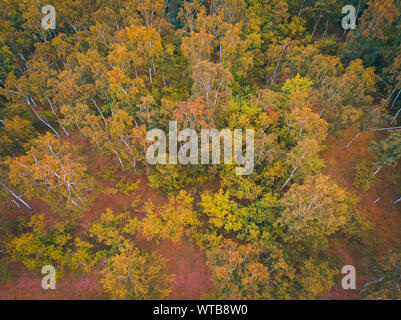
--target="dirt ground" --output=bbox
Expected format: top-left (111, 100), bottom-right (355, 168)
top-left (323, 130), bottom-right (401, 249)
top-left (322, 129), bottom-right (401, 299)
top-left (0, 262), bottom-right (106, 300)
top-left (0, 131), bottom-right (214, 300)
top-left (0, 129), bottom-right (399, 300)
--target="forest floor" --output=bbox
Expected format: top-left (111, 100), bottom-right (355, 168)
top-left (322, 129), bottom-right (401, 299)
top-left (0, 130), bottom-right (400, 299)
top-left (0, 131), bottom-right (213, 299)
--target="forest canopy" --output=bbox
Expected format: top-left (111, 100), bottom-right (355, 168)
top-left (0, 0), bottom-right (400, 300)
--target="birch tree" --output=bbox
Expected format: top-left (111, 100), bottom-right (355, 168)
top-left (6, 132), bottom-right (94, 213)
top-left (101, 244), bottom-right (173, 300)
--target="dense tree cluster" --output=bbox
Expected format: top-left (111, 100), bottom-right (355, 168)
top-left (0, 0), bottom-right (400, 299)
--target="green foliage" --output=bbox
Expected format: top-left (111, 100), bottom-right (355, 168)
top-left (206, 239), bottom-right (274, 299)
top-left (88, 208), bottom-right (139, 250)
top-left (200, 189), bottom-right (242, 232)
top-left (116, 178), bottom-right (140, 195)
top-left (101, 244), bottom-right (173, 300)
top-left (97, 167), bottom-right (118, 183)
top-left (141, 190), bottom-right (200, 243)
top-left (0, 0), bottom-right (398, 301)
top-left (0, 257), bottom-right (11, 283)
top-left (147, 163), bottom-right (205, 193)
top-left (282, 74), bottom-right (314, 96)
top-left (354, 160), bottom-right (376, 191)
top-left (361, 246), bottom-right (401, 300)
top-left (0, 116), bottom-right (37, 156)
top-left (370, 131), bottom-right (401, 168)
top-left (0, 46), bottom-right (15, 81)
top-left (7, 215), bottom-right (98, 277)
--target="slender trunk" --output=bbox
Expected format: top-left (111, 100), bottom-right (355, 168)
top-left (369, 126), bottom-right (401, 132)
top-left (311, 14), bottom-right (321, 38)
top-left (111, 144), bottom-right (125, 170)
top-left (61, 126), bottom-right (70, 137)
top-left (392, 106), bottom-right (401, 123)
top-left (214, 80), bottom-right (224, 106)
top-left (363, 277), bottom-right (385, 288)
top-left (280, 153), bottom-right (306, 191)
top-left (306, 190), bottom-right (320, 213)
top-left (386, 84), bottom-right (399, 101)
top-left (345, 132), bottom-right (361, 149)
top-left (319, 105), bottom-right (326, 118)
top-left (30, 106), bottom-right (60, 138)
top-left (298, 0), bottom-right (305, 16)
top-left (298, 126), bottom-right (303, 144)
top-left (374, 166), bottom-right (383, 176)
top-left (390, 89), bottom-right (401, 110)
top-left (0, 181), bottom-right (32, 210)
top-left (322, 20), bottom-right (329, 40)
top-left (286, 115), bottom-right (294, 135)
top-left (270, 41), bottom-right (294, 85)
top-left (93, 100), bottom-right (107, 126)
top-left (78, 125), bottom-right (87, 137)
top-left (11, 200), bottom-right (20, 208)
top-left (280, 166), bottom-right (298, 191)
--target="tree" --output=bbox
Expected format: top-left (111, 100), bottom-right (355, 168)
top-left (310, 59), bottom-right (381, 143)
top-left (6, 132), bottom-right (94, 213)
top-left (181, 30), bottom-right (214, 64)
top-left (383, 50), bottom-right (401, 119)
top-left (0, 116), bottom-right (37, 156)
top-left (122, 0), bottom-right (167, 30)
top-left (361, 246), bottom-right (401, 300)
top-left (342, 0), bottom-right (399, 67)
top-left (206, 239), bottom-right (273, 299)
top-left (88, 208), bottom-right (139, 249)
top-left (278, 175), bottom-right (367, 247)
top-left (147, 162), bottom-right (199, 193)
top-left (296, 257), bottom-right (337, 299)
top-left (219, 165), bottom-right (263, 201)
top-left (47, 69), bottom-right (84, 110)
top-left (283, 45), bottom-right (343, 87)
top-left (124, 24), bottom-right (164, 84)
top-left (1, 58), bottom-right (61, 137)
top-left (17, 0), bottom-right (56, 42)
top-left (141, 190), bottom-right (200, 243)
top-left (83, 110), bottom-right (147, 170)
top-left (219, 22), bottom-right (252, 78)
top-left (59, 103), bottom-right (90, 136)
top-left (281, 137), bottom-right (324, 190)
top-left (288, 105), bottom-right (328, 145)
top-left (8, 214), bottom-right (97, 276)
top-left (178, 0), bottom-right (206, 32)
top-left (215, 0), bottom-right (247, 25)
top-left (200, 189), bottom-right (242, 232)
top-left (191, 60), bottom-right (233, 109)
top-left (173, 98), bottom-right (215, 131)
top-left (0, 45), bottom-right (15, 81)
top-left (100, 244), bottom-right (173, 300)
top-left (370, 131), bottom-right (401, 172)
